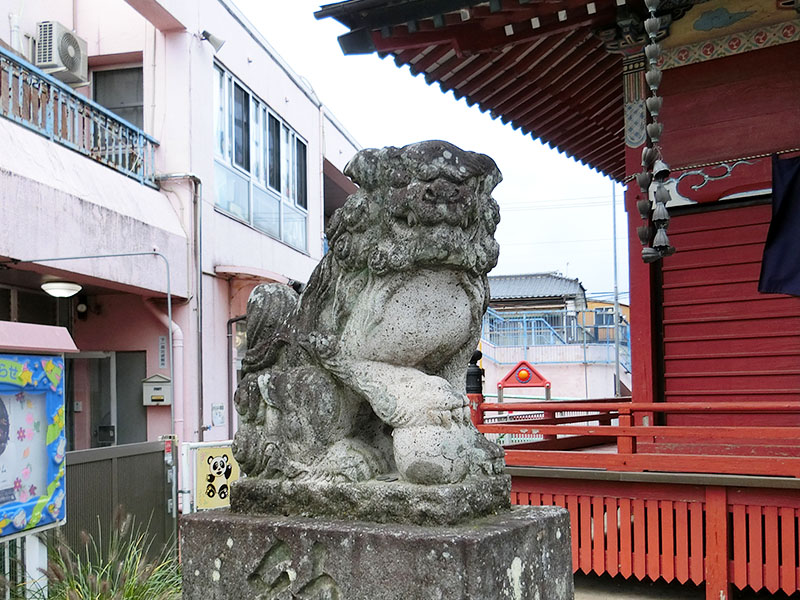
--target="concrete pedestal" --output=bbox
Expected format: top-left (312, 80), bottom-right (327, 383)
top-left (181, 507), bottom-right (573, 600)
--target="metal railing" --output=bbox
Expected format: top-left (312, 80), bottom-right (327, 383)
top-left (0, 45), bottom-right (159, 187)
top-left (481, 307), bottom-right (631, 371)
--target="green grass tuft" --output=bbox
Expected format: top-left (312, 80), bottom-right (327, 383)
top-left (30, 512), bottom-right (181, 600)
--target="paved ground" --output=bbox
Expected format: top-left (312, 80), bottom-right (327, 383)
top-left (574, 573), bottom-right (799, 599)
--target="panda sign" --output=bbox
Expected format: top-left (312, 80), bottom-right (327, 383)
top-left (195, 446), bottom-right (240, 511)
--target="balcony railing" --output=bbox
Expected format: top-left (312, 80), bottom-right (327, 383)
top-left (481, 307), bottom-right (632, 371)
top-left (0, 45), bottom-right (158, 187)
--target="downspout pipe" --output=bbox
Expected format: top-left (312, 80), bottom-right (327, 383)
top-left (226, 314), bottom-right (246, 440)
top-left (143, 298), bottom-right (185, 442)
top-left (8, 13), bottom-right (21, 55)
top-left (156, 173), bottom-right (205, 441)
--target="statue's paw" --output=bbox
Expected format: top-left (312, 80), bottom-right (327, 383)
top-left (428, 402), bottom-right (471, 429)
top-left (469, 432), bottom-right (505, 476)
top-left (301, 438), bottom-right (391, 484)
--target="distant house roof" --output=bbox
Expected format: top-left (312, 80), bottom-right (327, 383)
top-left (488, 273), bottom-right (585, 302)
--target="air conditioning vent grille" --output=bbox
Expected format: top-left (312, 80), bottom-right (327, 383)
top-left (58, 33), bottom-right (81, 72)
top-left (36, 21), bottom-right (54, 65)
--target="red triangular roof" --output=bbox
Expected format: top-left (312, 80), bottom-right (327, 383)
top-left (497, 360), bottom-right (550, 390)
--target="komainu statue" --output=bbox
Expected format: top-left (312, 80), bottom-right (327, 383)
top-left (232, 141), bottom-right (505, 495)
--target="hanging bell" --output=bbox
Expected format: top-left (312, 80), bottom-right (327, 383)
top-left (652, 159), bottom-right (670, 181)
top-left (644, 16), bottom-right (662, 39)
top-left (637, 198), bottom-right (652, 219)
top-left (637, 225), bottom-right (654, 245)
top-left (644, 43), bottom-right (662, 65)
top-left (642, 247), bottom-right (661, 263)
top-left (646, 95), bottom-right (663, 118)
top-left (635, 171), bottom-right (652, 192)
top-left (652, 201), bottom-right (670, 227)
top-left (653, 227), bottom-right (670, 249)
top-left (644, 0), bottom-right (661, 12)
top-left (641, 146), bottom-right (658, 168)
top-left (654, 183), bottom-right (671, 205)
top-left (646, 121), bottom-right (664, 143)
top-left (645, 68), bottom-right (662, 91)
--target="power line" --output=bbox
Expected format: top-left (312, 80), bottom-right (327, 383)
top-left (501, 237), bottom-right (628, 246)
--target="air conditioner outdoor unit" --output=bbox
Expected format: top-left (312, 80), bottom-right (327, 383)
top-left (35, 21), bottom-right (88, 86)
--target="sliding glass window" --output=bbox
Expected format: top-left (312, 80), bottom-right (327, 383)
top-left (213, 64), bottom-right (309, 251)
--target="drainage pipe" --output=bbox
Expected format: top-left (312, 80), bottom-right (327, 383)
top-left (156, 173), bottom-right (204, 441)
top-left (143, 298), bottom-right (185, 442)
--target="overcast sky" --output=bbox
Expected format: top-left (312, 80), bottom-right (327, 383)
top-left (233, 1), bottom-right (630, 300)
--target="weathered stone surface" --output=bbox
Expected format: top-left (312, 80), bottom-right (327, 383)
top-left (231, 473), bottom-right (511, 526)
top-left (181, 506), bottom-right (574, 600)
top-left (231, 140), bottom-right (507, 522)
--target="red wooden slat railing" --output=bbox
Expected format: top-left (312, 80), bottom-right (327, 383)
top-left (661, 500), bottom-right (675, 583)
top-left (732, 504), bottom-right (747, 589)
top-left (580, 496), bottom-right (591, 573)
top-left (780, 507), bottom-right (796, 592)
top-left (749, 505), bottom-right (764, 591)
top-left (567, 494), bottom-right (579, 570)
top-left (675, 501), bottom-right (689, 584)
top-left (606, 497), bottom-right (619, 577)
top-left (688, 501), bottom-right (704, 584)
top-left (764, 506), bottom-right (780, 593)
top-left (633, 499), bottom-right (646, 580)
top-left (646, 500), bottom-right (659, 581)
top-left (593, 497), bottom-right (605, 575)
top-left (619, 498), bottom-right (632, 578)
top-left (514, 480), bottom-right (800, 599)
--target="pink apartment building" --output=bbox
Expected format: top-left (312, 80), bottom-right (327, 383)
top-left (0, 0), bottom-right (359, 451)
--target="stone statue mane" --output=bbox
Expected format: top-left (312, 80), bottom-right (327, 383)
top-left (232, 140), bottom-right (505, 490)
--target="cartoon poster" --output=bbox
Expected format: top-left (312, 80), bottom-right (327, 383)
top-left (0, 355), bottom-right (67, 538)
top-left (195, 446), bottom-right (240, 511)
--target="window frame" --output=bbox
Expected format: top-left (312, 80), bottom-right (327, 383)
top-left (213, 63), bottom-right (310, 252)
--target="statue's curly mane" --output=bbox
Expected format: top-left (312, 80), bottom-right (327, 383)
top-left (292, 140), bottom-right (502, 344)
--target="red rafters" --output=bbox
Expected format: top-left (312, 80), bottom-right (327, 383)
top-left (457, 42), bottom-right (539, 97)
top-left (355, 1), bottom-right (634, 178)
top-left (409, 45), bottom-right (455, 75)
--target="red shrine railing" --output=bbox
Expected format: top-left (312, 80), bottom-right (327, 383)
top-left (470, 392), bottom-right (800, 599)
top-left (471, 396), bottom-right (800, 478)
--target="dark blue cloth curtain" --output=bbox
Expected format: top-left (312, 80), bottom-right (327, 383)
top-left (758, 154), bottom-right (800, 296)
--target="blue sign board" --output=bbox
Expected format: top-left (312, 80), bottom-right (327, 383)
top-left (0, 354), bottom-right (67, 537)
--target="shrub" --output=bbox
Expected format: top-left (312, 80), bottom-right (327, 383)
top-left (33, 512), bottom-right (180, 600)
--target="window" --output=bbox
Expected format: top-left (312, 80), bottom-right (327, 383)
top-left (233, 83), bottom-right (250, 170)
top-left (213, 64), bottom-right (309, 251)
top-left (594, 307), bottom-right (615, 326)
top-left (93, 67), bottom-right (144, 129)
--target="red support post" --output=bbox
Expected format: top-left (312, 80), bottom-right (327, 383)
top-left (617, 407), bottom-right (636, 454)
top-left (468, 392), bottom-right (484, 428)
top-left (705, 487), bottom-right (732, 600)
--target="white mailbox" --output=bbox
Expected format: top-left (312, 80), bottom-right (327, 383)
top-left (142, 374), bottom-right (172, 406)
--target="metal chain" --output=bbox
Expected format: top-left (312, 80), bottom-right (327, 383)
top-left (623, 147), bottom-right (800, 183)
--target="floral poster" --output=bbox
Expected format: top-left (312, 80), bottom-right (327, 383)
top-left (0, 355), bottom-right (67, 537)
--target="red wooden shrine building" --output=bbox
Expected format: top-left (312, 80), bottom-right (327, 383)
top-left (317, 1), bottom-right (800, 598)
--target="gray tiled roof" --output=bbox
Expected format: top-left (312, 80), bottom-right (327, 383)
top-left (488, 273), bottom-right (585, 301)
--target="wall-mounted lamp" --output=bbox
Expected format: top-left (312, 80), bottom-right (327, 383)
top-left (41, 281), bottom-right (82, 298)
top-left (201, 30), bottom-right (226, 53)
